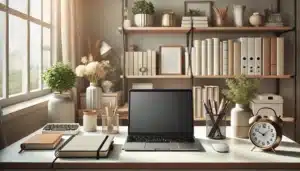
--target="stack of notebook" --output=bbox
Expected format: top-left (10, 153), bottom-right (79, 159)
top-left (181, 16), bottom-right (209, 28)
top-left (20, 133), bottom-right (62, 151)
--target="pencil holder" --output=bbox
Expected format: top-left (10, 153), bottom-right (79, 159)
top-left (206, 113), bottom-right (226, 139)
top-left (101, 114), bottom-right (119, 134)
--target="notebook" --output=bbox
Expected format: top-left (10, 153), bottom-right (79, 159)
top-left (20, 133), bottom-right (62, 150)
top-left (55, 135), bottom-right (114, 159)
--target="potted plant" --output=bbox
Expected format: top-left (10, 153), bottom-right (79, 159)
top-left (75, 55), bottom-right (111, 110)
top-left (132, 0), bottom-right (155, 27)
top-left (42, 63), bottom-right (76, 123)
top-left (223, 75), bottom-right (260, 138)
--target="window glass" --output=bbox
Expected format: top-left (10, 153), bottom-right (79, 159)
top-left (0, 0), bottom-right (6, 5)
top-left (42, 0), bottom-right (51, 23)
top-left (30, 0), bottom-right (41, 20)
top-left (9, 0), bottom-right (28, 14)
top-left (0, 12), bottom-right (5, 98)
top-left (42, 27), bottom-right (50, 89)
top-left (30, 22), bottom-right (41, 91)
top-left (9, 14), bottom-right (27, 95)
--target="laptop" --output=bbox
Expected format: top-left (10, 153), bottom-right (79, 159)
top-left (123, 89), bottom-right (203, 151)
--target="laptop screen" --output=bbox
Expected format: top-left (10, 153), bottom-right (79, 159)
top-left (129, 89), bottom-right (193, 137)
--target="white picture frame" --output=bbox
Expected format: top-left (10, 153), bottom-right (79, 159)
top-left (184, 1), bottom-right (212, 24)
top-left (160, 46), bottom-right (182, 75)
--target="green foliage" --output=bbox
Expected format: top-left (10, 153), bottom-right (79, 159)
top-left (187, 9), bottom-right (202, 16)
top-left (42, 63), bottom-right (76, 93)
top-left (132, 0), bottom-right (155, 15)
top-left (223, 75), bottom-right (260, 105)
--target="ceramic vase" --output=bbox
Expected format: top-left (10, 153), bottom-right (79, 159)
top-left (213, 6), bottom-right (228, 27)
top-left (102, 80), bottom-right (113, 93)
top-left (48, 93), bottom-right (75, 123)
top-left (233, 5), bottom-right (245, 27)
top-left (249, 12), bottom-right (263, 27)
top-left (86, 82), bottom-right (102, 109)
top-left (231, 104), bottom-right (252, 138)
top-left (134, 14), bottom-right (153, 27)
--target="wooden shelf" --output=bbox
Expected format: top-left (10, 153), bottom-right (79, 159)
top-left (121, 75), bottom-right (293, 79)
top-left (120, 26), bottom-right (293, 34)
top-left (121, 75), bottom-right (191, 79)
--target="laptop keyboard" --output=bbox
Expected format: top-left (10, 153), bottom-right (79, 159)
top-left (127, 136), bottom-right (193, 143)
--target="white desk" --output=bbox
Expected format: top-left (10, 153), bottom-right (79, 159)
top-left (1, 126), bottom-right (300, 170)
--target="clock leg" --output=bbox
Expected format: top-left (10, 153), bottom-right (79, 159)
top-left (251, 146), bottom-right (256, 151)
top-left (271, 148), bottom-right (276, 153)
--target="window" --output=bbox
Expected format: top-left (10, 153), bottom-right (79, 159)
top-left (0, 0), bottom-right (53, 107)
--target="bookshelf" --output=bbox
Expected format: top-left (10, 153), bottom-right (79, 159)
top-left (121, 75), bottom-right (293, 79)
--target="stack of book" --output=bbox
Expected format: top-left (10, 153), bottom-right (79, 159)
top-left (181, 16), bottom-right (209, 28)
top-left (193, 85), bottom-right (220, 120)
top-left (185, 37), bottom-right (285, 76)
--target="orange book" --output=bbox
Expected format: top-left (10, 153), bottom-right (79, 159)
top-left (270, 37), bottom-right (277, 75)
top-left (263, 37), bottom-right (271, 76)
top-left (20, 133), bottom-right (62, 150)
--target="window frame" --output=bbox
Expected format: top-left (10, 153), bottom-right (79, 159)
top-left (0, 0), bottom-right (54, 108)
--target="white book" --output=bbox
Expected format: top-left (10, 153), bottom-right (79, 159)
top-left (254, 38), bottom-right (262, 75)
top-left (138, 52), bottom-right (143, 76)
top-left (181, 24), bottom-right (209, 27)
top-left (184, 47), bottom-right (191, 76)
top-left (147, 50), bottom-right (152, 75)
top-left (182, 16), bottom-right (208, 21)
top-left (219, 42), bottom-right (223, 76)
top-left (202, 87), bottom-right (207, 118)
top-left (223, 41), bottom-right (228, 75)
top-left (125, 52), bottom-right (129, 76)
top-left (213, 38), bottom-right (220, 76)
top-left (213, 86), bottom-right (220, 105)
top-left (128, 51), bottom-right (134, 76)
top-left (196, 87), bottom-right (202, 119)
top-left (143, 52), bottom-right (148, 76)
top-left (207, 39), bottom-right (213, 75)
top-left (133, 52), bottom-right (139, 76)
top-left (201, 40), bottom-right (207, 76)
top-left (191, 47), bottom-right (196, 76)
top-left (277, 37), bottom-right (284, 75)
top-left (195, 43), bottom-right (201, 76)
top-left (247, 38), bottom-right (255, 75)
top-left (240, 37), bottom-right (248, 74)
top-left (181, 20), bottom-right (208, 24)
top-left (151, 51), bottom-right (156, 76)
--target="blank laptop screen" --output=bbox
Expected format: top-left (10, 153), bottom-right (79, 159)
top-left (129, 89), bottom-right (193, 137)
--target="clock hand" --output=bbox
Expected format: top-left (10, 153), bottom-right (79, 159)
top-left (263, 130), bottom-right (270, 135)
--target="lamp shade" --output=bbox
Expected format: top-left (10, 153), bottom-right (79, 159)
top-left (100, 41), bottom-right (112, 57)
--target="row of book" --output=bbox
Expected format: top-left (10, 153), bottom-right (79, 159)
top-left (181, 16), bottom-right (209, 28)
top-left (124, 51), bottom-right (157, 76)
top-left (193, 86), bottom-right (219, 119)
top-left (185, 37), bottom-right (285, 76)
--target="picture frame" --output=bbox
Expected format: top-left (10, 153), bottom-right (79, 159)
top-left (184, 1), bottom-right (212, 23)
top-left (159, 46), bottom-right (182, 75)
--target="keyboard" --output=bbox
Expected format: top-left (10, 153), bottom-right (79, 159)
top-left (42, 123), bottom-right (80, 135)
top-left (127, 136), bottom-right (194, 143)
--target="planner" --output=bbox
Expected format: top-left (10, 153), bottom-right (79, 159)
top-left (240, 37), bottom-right (248, 75)
top-left (247, 37), bottom-right (255, 75)
top-left (255, 37), bottom-right (262, 75)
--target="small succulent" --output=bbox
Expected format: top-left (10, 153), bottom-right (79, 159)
top-left (132, 0), bottom-right (155, 15)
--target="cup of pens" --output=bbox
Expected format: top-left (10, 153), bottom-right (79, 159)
top-left (204, 99), bottom-right (230, 140)
top-left (101, 103), bottom-right (119, 134)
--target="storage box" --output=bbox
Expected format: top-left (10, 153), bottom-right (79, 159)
top-left (250, 94), bottom-right (283, 118)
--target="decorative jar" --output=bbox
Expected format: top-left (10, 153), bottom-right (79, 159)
top-left (83, 110), bottom-right (97, 132)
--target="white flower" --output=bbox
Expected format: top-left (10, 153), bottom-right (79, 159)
top-left (81, 56), bottom-right (88, 64)
top-left (85, 61), bottom-right (99, 76)
top-left (75, 65), bottom-right (86, 77)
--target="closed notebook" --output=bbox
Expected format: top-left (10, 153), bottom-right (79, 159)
top-left (55, 135), bottom-right (114, 159)
top-left (20, 133), bottom-right (62, 150)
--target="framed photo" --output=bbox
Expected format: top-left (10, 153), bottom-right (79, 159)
top-left (159, 46), bottom-right (182, 75)
top-left (184, 1), bottom-right (212, 23)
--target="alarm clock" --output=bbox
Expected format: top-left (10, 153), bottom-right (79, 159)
top-left (248, 107), bottom-right (283, 151)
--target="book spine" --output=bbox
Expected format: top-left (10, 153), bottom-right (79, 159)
top-left (219, 42), bottom-right (223, 76)
top-left (192, 47), bottom-right (196, 76)
top-left (207, 39), bottom-right (213, 75)
top-left (194, 40), bottom-right (201, 76)
top-left (277, 37), bottom-right (284, 75)
top-left (234, 41), bottom-right (241, 75)
top-left (228, 40), bottom-right (234, 75)
top-left (270, 37), bottom-right (277, 75)
top-left (223, 41), bottom-right (228, 75)
top-left (247, 37), bottom-right (255, 75)
top-left (255, 37), bottom-right (262, 75)
top-left (202, 87), bottom-right (208, 119)
top-left (185, 48), bottom-right (189, 75)
top-left (263, 37), bottom-right (271, 75)
top-left (197, 87), bottom-right (202, 118)
top-left (147, 50), bottom-right (152, 75)
top-left (213, 38), bottom-right (220, 76)
top-left (201, 40), bottom-right (207, 76)
top-left (133, 52), bottom-right (138, 76)
top-left (143, 52), bottom-right (148, 76)
top-left (125, 52), bottom-right (129, 76)
top-left (240, 37), bottom-right (248, 75)
top-left (193, 87), bottom-right (196, 119)
top-left (151, 51), bottom-right (156, 76)
top-left (213, 86), bottom-right (220, 105)
top-left (139, 52), bottom-right (144, 75)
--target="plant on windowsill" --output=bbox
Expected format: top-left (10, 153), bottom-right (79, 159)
top-left (42, 62), bottom-right (76, 123)
top-left (132, 0), bottom-right (155, 27)
top-left (222, 74), bottom-right (260, 138)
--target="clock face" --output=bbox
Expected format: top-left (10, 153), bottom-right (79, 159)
top-left (249, 122), bottom-right (277, 149)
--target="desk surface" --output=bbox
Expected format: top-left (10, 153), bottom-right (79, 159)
top-left (1, 126), bottom-right (300, 169)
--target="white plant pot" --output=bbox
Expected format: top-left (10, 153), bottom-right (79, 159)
top-left (231, 104), bottom-right (252, 138)
top-left (134, 14), bottom-right (153, 27)
top-left (48, 93), bottom-right (75, 123)
top-left (86, 83), bottom-right (102, 109)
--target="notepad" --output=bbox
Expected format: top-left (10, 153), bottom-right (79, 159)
top-left (55, 135), bottom-right (114, 159)
top-left (20, 133), bottom-right (62, 150)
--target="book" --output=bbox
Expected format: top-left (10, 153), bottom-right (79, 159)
top-left (196, 87), bottom-right (202, 118)
top-left (133, 52), bottom-right (139, 76)
top-left (55, 135), bottom-right (114, 159)
top-left (213, 38), bottom-right (220, 76)
top-left (147, 50), bottom-right (152, 75)
top-left (247, 37), bottom-right (255, 75)
top-left (240, 37), bottom-right (248, 75)
top-left (270, 37), bottom-right (277, 75)
top-left (255, 37), bottom-right (262, 75)
top-left (125, 52), bottom-right (129, 76)
top-left (263, 37), bottom-right (271, 75)
top-left (181, 24), bottom-right (209, 27)
top-left (142, 52), bottom-right (148, 76)
top-left (151, 51), bottom-right (156, 76)
top-left (228, 40), bottom-right (234, 75)
top-left (201, 40), bottom-right (207, 76)
top-left (233, 41), bottom-right (241, 75)
top-left (138, 52), bottom-right (143, 76)
top-left (185, 47), bottom-right (191, 75)
top-left (182, 16), bottom-right (208, 21)
top-left (219, 42), bottom-right (223, 75)
top-left (20, 133), bottom-right (62, 150)
top-left (222, 41), bottom-right (228, 75)
top-left (128, 51), bottom-right (134, 76)
top-left (277, 37), bottom-right (284, 75)
top-left (181, 21), bottom-right (208, 24)
top-left (191, 47), bottom-right (197, 76)
top-left (207, 39), bottom-right (213, 75)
